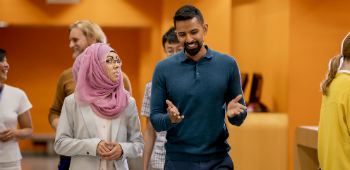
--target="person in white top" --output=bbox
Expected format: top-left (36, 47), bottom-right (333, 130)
top-left (0, 48), bottom-right (34, 170)
top-left (54, 43), bottom-right (144, 170)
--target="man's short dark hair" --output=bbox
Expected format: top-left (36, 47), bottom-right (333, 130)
top-left (173, 5), bottom-right (204, 28)
top-left (0, 48), bottom-right (6, 62)
top-left (162, 27), bottom-right (180, 48)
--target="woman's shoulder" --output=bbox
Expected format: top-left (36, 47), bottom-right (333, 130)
top-left (124, 96), bottom-right (136, 112)
top-left (64, 93), bottom-right (76, 105)
top-left (3, 84), bottom-right (26, 96)
top-left (61, 93), bottom-right (81, 113)
top-left (128, 96), bottom-right (135, 105)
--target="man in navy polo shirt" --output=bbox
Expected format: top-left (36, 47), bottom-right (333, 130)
top-left (150, 5), bottom-right (247, 170)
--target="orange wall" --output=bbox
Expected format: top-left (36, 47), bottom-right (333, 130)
top-left (230, 0), bottom-right (350, 169)
top-left (0, 0), bottom-right (158, 27)
top-left (231, 0), bottom-right (290, 113)
top-left (289, 1), bottom-right (350, 169)
top-left (231, 0), bottom-right (290, 169)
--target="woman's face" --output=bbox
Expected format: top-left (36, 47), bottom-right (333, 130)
top-left (105, 51), bottom-right (122, 82)
top-left (0, 57), bottom-right (9, 83)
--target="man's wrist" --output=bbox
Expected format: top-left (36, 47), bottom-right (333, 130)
top-left (51, 118), bottom-right (59, 131)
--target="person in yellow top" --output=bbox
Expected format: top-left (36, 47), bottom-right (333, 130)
top-left (319, 32), bottom-right (350, 170)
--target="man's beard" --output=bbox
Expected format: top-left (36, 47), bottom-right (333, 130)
top-left (72, 48), bottom-right (82, 59)
top-left (72, 53), bottom-right (78, 59)
top-left (184, 41), bottom-right (202, 56)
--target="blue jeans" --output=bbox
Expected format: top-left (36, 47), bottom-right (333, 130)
top-left (58, 156), bottom-right (71, 170)
top-left (164, 155), bottom-right (234, 170)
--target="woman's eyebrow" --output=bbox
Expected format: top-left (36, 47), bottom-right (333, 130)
top-left (106, 55), bottom-right (119, 59)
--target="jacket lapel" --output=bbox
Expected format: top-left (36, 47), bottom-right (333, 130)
top-left (79, 104), bottom-right (97, 138)
top-left (111, 113), bottom-right (122, 142)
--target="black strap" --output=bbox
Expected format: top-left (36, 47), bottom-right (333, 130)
top-left (58, 157), bottom-right (71, 170)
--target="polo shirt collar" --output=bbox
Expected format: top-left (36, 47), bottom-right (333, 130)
top-left (179, 45), bottom-right (213, 62)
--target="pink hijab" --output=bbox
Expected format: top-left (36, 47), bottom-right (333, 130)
top-left (73, 43), bottom-right (129, 119)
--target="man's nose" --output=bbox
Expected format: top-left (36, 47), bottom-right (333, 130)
top-left (4, 61), bottom-right (9, 67)
top-left (69, 41), bottom-right (74, 48)
top-left (186, 34), bottom-right (193, 43)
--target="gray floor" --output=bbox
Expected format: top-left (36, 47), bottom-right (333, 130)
top-left (21, 152), bottom-right (60, 170)
top-left (20, 152), bottom-right (143, 170)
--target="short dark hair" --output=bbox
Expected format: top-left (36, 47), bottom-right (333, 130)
top-left (162, 27), bottom-right (180, 48)
top-left (173, 5), bottom-right (204, 28)
top-left (0, 48), bottom-right (6, 62)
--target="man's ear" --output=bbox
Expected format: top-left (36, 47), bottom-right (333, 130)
top-left (88, 36), bottom-right (97, 45)
top-left (203, 23), bottom-right (208, 36)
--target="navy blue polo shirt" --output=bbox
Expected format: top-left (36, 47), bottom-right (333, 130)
top-left (150, 45), bottom-right (247, 162)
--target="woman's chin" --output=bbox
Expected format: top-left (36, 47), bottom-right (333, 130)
top-left (111, 78), bottom-right (119, 82)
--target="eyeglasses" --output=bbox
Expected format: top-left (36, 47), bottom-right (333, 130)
top-left (106, 58), bottom-right (122, 66)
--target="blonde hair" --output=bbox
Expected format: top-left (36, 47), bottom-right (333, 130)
top-left (321, 54), bottom-right (343, 96)
top-left (69, 20), bottom-right (107, 44)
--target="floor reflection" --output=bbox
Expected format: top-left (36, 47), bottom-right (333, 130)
top-left (21, 152), bottom-right (59, 170)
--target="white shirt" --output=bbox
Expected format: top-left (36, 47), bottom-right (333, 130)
top-left (0, 84), bottom-right (32, 163)
top-left (338, 70), bottom-right (350, 74)
top-left (93, 113), bottom-right (114, 170)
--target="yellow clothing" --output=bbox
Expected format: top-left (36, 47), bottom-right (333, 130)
top-left (48, 67), bottom-right (132, 124)
top-left (318, 72), bottom-right (350, 170)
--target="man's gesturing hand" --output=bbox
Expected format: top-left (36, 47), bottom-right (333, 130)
top-left (166, 100), bottom-right (184, 124)
top-left (226, 95), bottom-right (247, 118)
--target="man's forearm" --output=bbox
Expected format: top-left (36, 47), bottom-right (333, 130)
top-left (51, 118), bottom-right (59, 131)
top-left (150, 113), bottom-right (174, 132)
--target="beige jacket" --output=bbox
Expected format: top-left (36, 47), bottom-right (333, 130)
top-left (54, 94), bottom-right (144, 170)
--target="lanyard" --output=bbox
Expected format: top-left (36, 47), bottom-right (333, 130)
top-left (0, 84), bottom-right (2, 101)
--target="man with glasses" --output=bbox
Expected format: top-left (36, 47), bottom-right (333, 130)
top-left (141, 27), bottom-right (183, 170)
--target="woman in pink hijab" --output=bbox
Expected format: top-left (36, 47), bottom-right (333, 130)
top-left (54, 43), bottom-right (144, 170)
